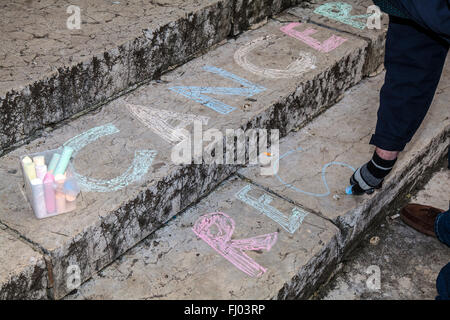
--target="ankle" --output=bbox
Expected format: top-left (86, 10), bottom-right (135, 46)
top-left (366, 150), bottom-right (397, 180)
top-left (375, 147), bottom-right (399, 161)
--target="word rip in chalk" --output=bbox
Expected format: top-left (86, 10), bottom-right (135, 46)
top-left (236, 184), bottom-right (309, 234)
top-left (192, 212), bottom-right (277, 277)
top-left (169, 66), bottom-right (266, 114)
top-left (63, 123), bottom-right (157, 192)
top-left (234, 35), bottom-right (317, 78)
top-left (280, 23), bottom-right (347, 53)
top-left (314, 2), bottom-right (372, 30)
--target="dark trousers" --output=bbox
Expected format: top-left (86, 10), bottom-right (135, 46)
top-left (369, 16), bottom-right (449, 151)
top-left (435, 210), bottom-right (450, 300)
top-left (370, 1), bottom-right (450, 300)
top-left (388, 0), bottom-right (450, 44)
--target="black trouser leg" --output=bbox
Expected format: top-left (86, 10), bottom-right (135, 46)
top-left (369, 16), bottom-right (449, 151)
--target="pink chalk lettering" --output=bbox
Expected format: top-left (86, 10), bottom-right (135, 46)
top-left (192, 212), bottom-right (278, 277)
top-left (280, 22), bottom-right (347, 53)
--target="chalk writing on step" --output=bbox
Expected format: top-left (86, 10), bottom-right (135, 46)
top-left (192, 212), bottom-right (278, 277)
top-left (126, 103), bottom-right (209, 144)
top-left (64, 123), bottom-right (157, 192)
top-left (169, 66), bottom-right (266, 114)
top-left (274, 147), bottom-right (355, 197)
top-left (234, 35), bottom-right (316, 78)
top-left (280, 23), bottom-right (347, 53)
top-left (314, 2), bottom-right (371, 30)
top-left (235, 184), bottom-right (309, 234)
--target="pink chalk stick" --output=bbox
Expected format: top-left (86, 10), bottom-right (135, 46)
top-left (280, 22), bottom-right (347, 53)
top-left (192, 212), bottom-right (278, 277)
top-left (43, 173), bottom-right (56, 214)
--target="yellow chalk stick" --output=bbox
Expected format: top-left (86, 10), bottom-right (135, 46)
top-left (24, 162), bottom-right (37, 181)
top-left (22, 156), bottom-right (33, 165)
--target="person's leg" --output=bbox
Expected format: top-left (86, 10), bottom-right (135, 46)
top-left (393, 0), bottom-right (450, 44)
top-left (369, 16), bottom-right (449, 152)
top-left (435, 209), bottom-right (450, 300)
top-left (349, 16), bottom-right (449, 195)
top-left (436, 262), bottom-right (450, 300)
top-left (435, 209), bottom-right (450, 247)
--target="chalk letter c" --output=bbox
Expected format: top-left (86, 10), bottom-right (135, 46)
top-left (63, 123), bottom-right (157, 192)
top-left (234, 35), bottom-right (316, 78)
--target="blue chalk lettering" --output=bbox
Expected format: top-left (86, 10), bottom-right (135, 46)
top-left (314, 2), bottom-right (371, 30)
top-left (169, 66), bottom-right (266, 114)
top-left (63, 123), bottom-right (157, 192)
top-left (236, 184), bottom-right (309, 234)
top-left (274, 147), bottom-right (355, 197)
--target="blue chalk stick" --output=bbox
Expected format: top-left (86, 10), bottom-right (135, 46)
top-left (48, 153), bottom-right (61, 173)
top-left (345, 185), bottom-right (353, 195)
top-left (54, 146), bottom-right (74, 176)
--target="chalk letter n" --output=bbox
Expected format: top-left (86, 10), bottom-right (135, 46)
top-left (169, 66), bottom-right (266, 115)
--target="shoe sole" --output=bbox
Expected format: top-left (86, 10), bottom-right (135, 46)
top-left (400, 208), bottom-right (437, 238)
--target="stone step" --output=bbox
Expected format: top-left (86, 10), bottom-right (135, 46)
top-left (238, 63), bottom-right (449, 251)
top-left (65, 63), bottom-right (449, 300)
top-left (0, 224), bottom-right (47, 300)
top-left (0, 0), bottom-right (304, 155)
top-left (0, 2), bottom-right (385, 299)
top-left (67, 176), bottom-right (341, 299)
top-left (286, 0), bottom-right (388, 76)
top-left (322, 164), bottom-right (450, 300)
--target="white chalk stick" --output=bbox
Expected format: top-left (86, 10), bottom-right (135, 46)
top-left (30, 178), bottom-right (47, 218)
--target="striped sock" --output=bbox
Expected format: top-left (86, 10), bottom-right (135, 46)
top-left (350, 151), bottom-right (397, 195)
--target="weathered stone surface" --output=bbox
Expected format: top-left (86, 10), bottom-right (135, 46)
top-left (1, 0), bottom-right (233, 155)
top-left (66, 176), bottom-right (340, 300)
top-left (0, 228), bottom-right (48, 300)
top-left (232, 0), bottom-right (304, 34)
top-left (0, 18), bottom-right (369, 299)
top-left (239, 60), bottom-right (450, 251)
top-left (0, 110), bottom-right (236, 299)
top-left (320, 164), bottom-right (450, 300)
top-left (286, 0), bottom-right (388, 76)
top-left (411, 167), bottom-right (449, 211)
top-left (125, 18), bottom-right (368, 141)
top-left (0, 0), bottom-right (318, 155)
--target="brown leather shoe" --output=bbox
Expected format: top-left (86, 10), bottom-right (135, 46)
top-left (400, 204), bottom-right (445, 237)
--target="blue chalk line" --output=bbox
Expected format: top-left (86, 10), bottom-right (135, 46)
top-left (274, 147), bottom-right (356, 197)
